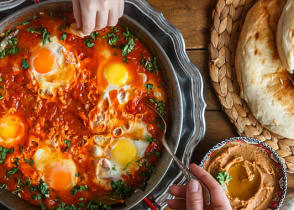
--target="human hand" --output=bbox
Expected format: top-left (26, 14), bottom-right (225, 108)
top-left (168, 164), bottom-right (232, 210)
top-left (72, 0), bottom-right (124, 35)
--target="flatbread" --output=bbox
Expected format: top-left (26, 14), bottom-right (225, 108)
top-left (235, 0), bottom-right (294, 139)
top-left (277, 0), bottom-right (294, 73)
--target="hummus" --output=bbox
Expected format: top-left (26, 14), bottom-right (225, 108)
top-left (204, 142), bottom-right (277, 210)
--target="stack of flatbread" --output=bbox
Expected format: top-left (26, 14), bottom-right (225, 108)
top-left (236, 0), bottom-right (294, 139)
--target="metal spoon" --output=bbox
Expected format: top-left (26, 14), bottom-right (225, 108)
top-left (144, 101), bottom-right (211, 206)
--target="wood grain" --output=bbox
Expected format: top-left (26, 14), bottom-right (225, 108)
top-left (187, 50), bottom-right (221, 110)
top-left (146, 0), bottom-right (217, 49)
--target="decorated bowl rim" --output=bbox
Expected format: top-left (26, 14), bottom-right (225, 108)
top-left (199, 136), bottom-right (287, 210)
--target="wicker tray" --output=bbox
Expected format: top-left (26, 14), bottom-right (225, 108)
top-left (209, 0), bottom-right (294, 173)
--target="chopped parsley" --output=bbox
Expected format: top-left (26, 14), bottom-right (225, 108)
top-left (26, 26), bottom-right (41, 35)
top-left (215, 171), bottom-right (232, 189)
top-left (6, 167), bottom-right (19, 179)
top-left (59, 32), bottom-right (67, 41)
top-left (84, 38), bottom-right (95, 48)
top-left (113, 27), bottom-right (119, 33)
top-left (154, 151), bottom-right (161, 158)
top-left (87, 201), bottom-right (111, 210)
top-left (149, 98), bottom-right (167, 118)
top-left (0, 183), bottom-right (7, 190)
top-left (64, 140), bottom-right (71, 150)
top-left (41, 28), bottom-right (51, 45)
top-left (71, 185), bottom-right (89, 195)
top-left (21, 58), bottom-right (29, 70)
top-left (138, 159), bottom-right (156, 190)
top-left (26, 27), bottom-right (51, 45)
top-left (59, 24), bottom-right (67, 31)
top-left (90, 31), bottom-right (99, 40)
top-left (0, 147), bottom-right (14, 164)
top-left (141, 56), bottom-right (158, 72)
top-left (146, 135), bottom-right (156, 143)
top-left (103, 32), bottom-right (119, 46)
top-left (110, 180), bottom-right (131, 199)
top-left (145, 83), bottom-right (153, 90)
top-left (21, 20), bottom-right (31, 26)
top-left (24, 158), bottom-right (34, 166)
top-left (37, 179), bottom-right (50, 198)
top-left (121, 36), bottom-right (134, 57)
top-left (0, 37), bottom-right (19, 58)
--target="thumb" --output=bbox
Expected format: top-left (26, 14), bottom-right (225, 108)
top-left (186, 179), bottom-right (203, 210)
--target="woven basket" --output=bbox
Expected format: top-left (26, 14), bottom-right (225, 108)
top-left (209, 0), bottom-right (294, 173)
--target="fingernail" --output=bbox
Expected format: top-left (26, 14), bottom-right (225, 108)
top-left (188, 180), bottom-right (199, 192)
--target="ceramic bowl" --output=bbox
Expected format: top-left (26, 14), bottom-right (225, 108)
top-left (200, 137), bottom-right (287, 210)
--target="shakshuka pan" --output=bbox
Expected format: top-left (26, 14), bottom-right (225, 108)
top-left (0, 10), bottom-right (167, 209)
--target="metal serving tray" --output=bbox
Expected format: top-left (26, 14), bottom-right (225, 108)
top-left (0, 0), bottom-right (206, 209)
top-left (0, 0), bottom-right (26, 12)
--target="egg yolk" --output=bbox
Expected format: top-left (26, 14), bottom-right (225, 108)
top-left (45, 162), bottom-right (73, 191)
top-left (0, 115), bottom-right (24, 144)
top-left (112, 139), bottom-right (137, 167)
top-left (104, 63), bottom-right (128, 86)
top-left (33, 48), bottom-right (55, 74)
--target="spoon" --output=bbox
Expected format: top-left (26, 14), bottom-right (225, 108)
top-left (144, 101), bottom-right (211, 206)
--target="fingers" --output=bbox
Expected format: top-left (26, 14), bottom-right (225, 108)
top-left (119, 0), bottom-right (124, 17)
top-left (108, 8), bottom-right (118, 26)
top-left (168, 199), bottom-right (186, 210)
top-left (72, 0), bottom-right (81, 28)
top-left (80, 1), bottom-right (97, 35)
top-left (169, 185), bottom-right (186, 198)
top-left (96, 10), bottom-right (109, 30)
top-left (190, 164), bottom-right (231, 209)
top-left (186, 179), bottom-right (203, 210)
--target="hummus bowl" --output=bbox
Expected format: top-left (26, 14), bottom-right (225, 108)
top-left (0, 0), bottom-right (206, 210)
top-left (200, 137), bottom-right (287, 210)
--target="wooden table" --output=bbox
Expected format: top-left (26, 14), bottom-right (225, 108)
top-left (146, 0), bottom-right (294, 190)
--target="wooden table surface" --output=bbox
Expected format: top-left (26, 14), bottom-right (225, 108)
top-left (146, 0), bottom-right (294, 190)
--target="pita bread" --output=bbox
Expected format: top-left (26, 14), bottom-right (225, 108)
top-left (235, 0), bottom-right (294, 139)
top-left (277, 0), bottom-right (294, 73)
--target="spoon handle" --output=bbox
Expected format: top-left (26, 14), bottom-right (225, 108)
top-left (162, 138), bottom-right (211, 206)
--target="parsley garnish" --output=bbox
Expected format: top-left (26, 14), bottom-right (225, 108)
top-left (146, 135), bottom-right (156, 143)
top-left (215, 171), bottom-right (232, 189)
top-left (24, 158), bottom-right (34, 166)
top-left (41, 28), bottom-right (51, 45)
top-left (0, 147), bottom-right (14, 164)
top-left (149, 98), bottom-right (167, 118)
top-left (84, 38), bottom-right (95, 48)
top-left (21, 58), bottom-right (29, 70)
top-left (59, 24), bottom-right (67, 31)
top-left (110, 180), bottom-right (131, 199)
top-left (0, 37), bottom-right (19, 58)
top-left (0, 183), bottom-right (7, 190)
top-left (37, 179), bottom-right (50, 198)
top-left (87, 201), bottom-right (111, 210)
top-left (145, 83), bottom-right (153, 90)
top-left (90, 31), bottom-right (99, 40)
top-left (103, 32), bottom-right (119, 46)
top-left (141, 56), bottom-right (158, 72)
top-left (122, 37), bottom-right (134, 57)
top-left (64, 140), bottom-right (71, 150)
top-left (26, 26), bottom-right (41, 35)
top-left (6, 167), bottom-right (19, 179)
top-left (26, 27), bottom-right (51, 45)
top-left (71, 185), bottom-right (89, 195)
top-left (21, 20), bottom-right (31, 26)
top-left (113, 27), bottom-right (119, 33)
top-left (59, 32), bottom-right (67, 41)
